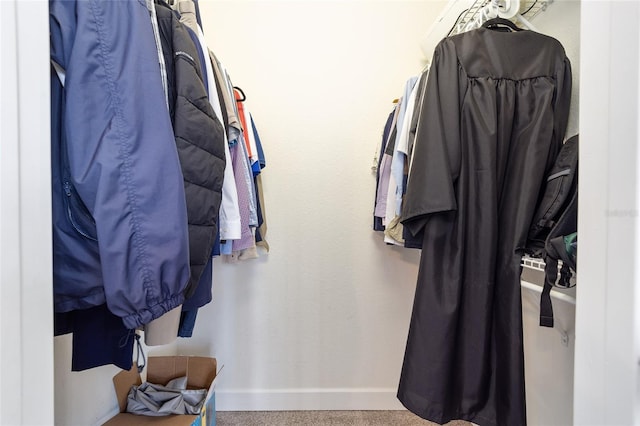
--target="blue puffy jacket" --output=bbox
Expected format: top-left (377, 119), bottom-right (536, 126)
top-left (50, 0), bottom-right (191, 330)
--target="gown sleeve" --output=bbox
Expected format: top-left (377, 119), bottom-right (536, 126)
top-left (401, 39), bottom-right (463, 238)
top-left (553, 55), bottom-right (572, 144)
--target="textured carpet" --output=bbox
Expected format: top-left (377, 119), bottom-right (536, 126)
top-left (216, 410), bottom-right (471, 425)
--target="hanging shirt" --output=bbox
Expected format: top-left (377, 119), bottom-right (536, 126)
top-left (229, 139), bottom-right (258, 253)
top-left (384, 76), bottom-right (419, 245)
top-left (387, 77), bottom-right (419, 214)
top-left (398, 27), bottom-right (572, 426)
top-left (393, 72), bottom-right (427, 216)
top-left (373, 103), bottom-right (401, 222)
top-left (373, 108), bottom-right (397, 232)
top-left (212, 54), bottom-right (243, 140)
top-left (234, 90), bottom-right (259, 228)
top-left (406, 67), bottom-right (430, 176)
top-left (250, 116), bottom-right (269, 251)
top-left (235, 89), bottom-right (261, 176)
top-left (146, 0), bottom-right (169, 109)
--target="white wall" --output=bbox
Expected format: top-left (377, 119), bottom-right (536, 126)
top-left (0, 1), bottom-right (54, 424)
top-left (54, 340), bottom-right (122, 426)
top-left (574, 2), bottom-right (640, 424)
top-left (54, 335), bottom-right (178, 425)
top-left (177, 0), bottom-right (446, 411)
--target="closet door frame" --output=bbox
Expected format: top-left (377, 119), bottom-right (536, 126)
top-left (574, 1), bottom-right (640, 424)
top-left (0, 0), bottom-right (54, 424)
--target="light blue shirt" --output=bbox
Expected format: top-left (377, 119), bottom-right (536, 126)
top-left (391, 76), bottom-right (419, 216)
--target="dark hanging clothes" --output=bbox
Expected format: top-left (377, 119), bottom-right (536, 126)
top-left (398, 27), bottom-right (572, 426)
top-left (179, 231), bottom-right (219, 337)
top-left (155, 0), bottom-right (226, 299)
top-left (55, 305), bottom-right (134, 372)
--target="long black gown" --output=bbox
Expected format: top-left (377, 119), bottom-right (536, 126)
top-left (397, 26), bottom-right (572, 426)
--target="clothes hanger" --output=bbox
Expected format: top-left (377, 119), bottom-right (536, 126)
top-left (234, 86), bottom-right (247, 102)
top-left (482, 17), bottom-right (524, 31)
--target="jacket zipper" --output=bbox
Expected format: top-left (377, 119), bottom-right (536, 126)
top-left (63, 180), bottom-right (98, 241)
top-left (63, 180), bottom-right (72, 197)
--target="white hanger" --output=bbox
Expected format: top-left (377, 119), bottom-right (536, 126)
top-left (481, 0), bottom-right (540, 32)
top-left (496, 0), bottom-right (520, 19)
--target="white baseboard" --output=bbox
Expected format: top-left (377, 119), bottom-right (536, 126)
top-left (215, 388), bottom-right (406, 411)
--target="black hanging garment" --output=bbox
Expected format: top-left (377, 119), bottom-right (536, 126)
top-left (155, 0), bottom-right (226, 299)
top-left (397, 26), bottom-right (572, 426)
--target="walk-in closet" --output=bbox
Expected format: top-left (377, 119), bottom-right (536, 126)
top-left (1, 1), bottom-right (638, 425)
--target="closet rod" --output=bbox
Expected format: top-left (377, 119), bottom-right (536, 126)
top-left (521, 280), bottom-right (576, 305)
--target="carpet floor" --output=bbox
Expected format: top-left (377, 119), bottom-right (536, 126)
top-left (216, 410), bottom-right (470, 425)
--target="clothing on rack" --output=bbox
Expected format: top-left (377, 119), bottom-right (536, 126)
top-left (55, 305), bottom-right (135, 372)
top-left (373, 103), bottom-right (401, 227)
top-left (176, 0), bottom-right (239, 240)
top-left (228, 124), bottom-right (258, 254)
top-left (396, 26), bottom-right (572, 426)
top-left (372, 70), bottom-right (428, 248)
top-left (173, 0), bottom-right (238, 336)
top-left (235, 88), bottom-right (259, 227)
top-left (50, 0), bottom-right (191, 333)
top-left (251, 116), bottom-right (269, 252)
top-left (50, 0), bottom-right (269, 369)
top-left (373, 109), bottom-right (396, 232)
top-left (384, 75), bottom-right (421, 246)
top-left (402, 70), bottom-right (430, 249)
top-left (155, 0), bottom-right (226, 302)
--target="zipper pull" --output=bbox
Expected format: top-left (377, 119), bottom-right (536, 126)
top-left (63, 181), bottom-right (72, 197)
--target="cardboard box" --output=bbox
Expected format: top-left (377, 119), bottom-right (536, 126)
top-left (103, 356), bottom-right (218, 426)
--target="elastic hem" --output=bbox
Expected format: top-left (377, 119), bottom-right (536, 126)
top-left (121, 293), bottom-right (186, 330)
